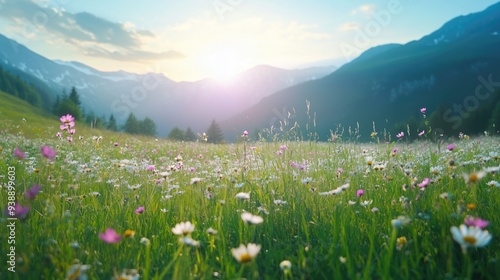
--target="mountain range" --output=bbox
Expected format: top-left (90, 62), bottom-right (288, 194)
top-left (0, 34), bottom-right (335, 136)
top-left (222, 2), bottom-right (500, 141)
top-left (2, 2), bottom-right (500, 141)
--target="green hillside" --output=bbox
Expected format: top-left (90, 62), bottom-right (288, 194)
top-left (0, 90), bottom-right (128, 141)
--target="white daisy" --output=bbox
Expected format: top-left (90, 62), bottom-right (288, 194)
top-left (241, 212), bottom-right (264, 225)
top-left (235, 192), bottom-right (250, 200)
top-left (450, 224), bottom-right (492, 252)
top-left (231, 243), bottom-right (261, 263)
top-left (172, 221), bottom-right (195, 236)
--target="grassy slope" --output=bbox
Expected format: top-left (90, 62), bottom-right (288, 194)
top-left (1, 90), bottom-right (499, 279)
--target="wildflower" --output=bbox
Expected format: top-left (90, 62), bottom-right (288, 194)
top-left (339, 256), bottom-right (347, 263)
top-left (466, 203), bottom-right (476, 210)
top-left (127, 184), bottom-right (142, 191)
top-left (113, 269), bottom-right (140, 280)
top-left (280, 260), bottom-right (292, 272)
top-left (420, 107), bottom-right (426, 114)
top-left (396, 236), bottom-right (407, 250)
top-left (241, 212), bottom-right (264, 225)
top-left (179, 236), bottom-right (200, 247)
top-left (172, 221), bottom-right (195, 236)
top-left (370, 131), bottom-right (378, 138)
top-left (418, 130), bottom-right (425, 137)
top-left (365, 156), bottom-right (374, 166)
top-left (206, 227), bottom-right (218, 235)
top-left (5, 203), bottom-right (30, 219)
top-left (65, 263), bottom-right (90, 280)
top-left (99, 228), bottom-right (122, 244)
top-left (114, 142), bottom-right (119, 147)
top-left (280, 145), bottom-right (287, 151)
top-left (463, 171), bottom-right (486, 184)
top-left (13, 148), bottom-right (26, 159)
top-left (274, 199), bottom-right (287, 205)
top-left (41, 145), bottom-right (56, 160)
top-left (371, 207), bottom-right (379, 213)
top-left (464, 216), bottom-right (489, 229)
top-left (301, 177), bottom-right (312, 184)
top-left (231, 243), bottom-right (261, 263)
top-left (257, 206), bottom-right (269, 215)
top-left (124, 229), bottom-right (136, 238)
top-left (26, 184), bottom-right (42, 200)
top-left (417, 178), bottom-right (430, 189)
top-left (235, 192), bottom-right (250, 200)
top-left (356, 189), bottom-right (365, 197)
top-left (60, 114), bottom-right (75, 126)
top-left (242, 130), bottom-right (249, 137)
top-left (487, 180), bottom-right (500, 187)
top-left (396, 132), bottom-right (404, 139)
top-left (135, 206), bottom-right (145, 214)
top-left (360, 200), bottom-right (373, 207)
top-left (450, 224), bottom-right (492, 253)
top-left (190, 177), bottom-right (202, 185)
top-left (140, 237), bottom-right (151, 246)
top-left (391, 216), bottom-right (411, 229)
top-left (146, 165), bottom-right (155, 171)
top-left (446, 144), bottom-right (456, 151)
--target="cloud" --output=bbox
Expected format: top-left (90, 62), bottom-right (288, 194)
top-left (0, 0), bottom-right (185, 62)
top-left (338, 22), bottom-right (360, 32)
top-left (351, 4), bottom-right (376, 16)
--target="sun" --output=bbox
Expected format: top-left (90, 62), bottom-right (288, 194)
top-left (206, 48), bottom-right (243, 83)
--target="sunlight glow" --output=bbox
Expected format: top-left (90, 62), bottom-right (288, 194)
top-left (205, 48), bottom-right (244, 83)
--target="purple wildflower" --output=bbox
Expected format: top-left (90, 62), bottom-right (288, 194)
top-left (26, 184), bottom-right (41, 200)
top-left (5, 203), bottom-right (30, 219)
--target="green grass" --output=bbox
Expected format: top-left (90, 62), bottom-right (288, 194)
top-left (0, 90), bottom-right (499, 279)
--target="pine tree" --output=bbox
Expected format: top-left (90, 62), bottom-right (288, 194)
top-left (124, 113), bottom-right (139, 134)
top-left (168, 127), bottom-right (185, 141)
top-left (206, 119), bottom-right (224, 143)
top-left (69, 86), bottom-right (81, 106)
top-left (140, 117), bottom-right (157, 136)
top-left (185, 127), bottom-right (197, 142)
top-left (107, 114), bottom-right (118, 131)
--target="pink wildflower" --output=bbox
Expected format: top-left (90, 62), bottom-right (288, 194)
top-left (41, 145), bottom-right (56, 160)
top-left (14, 148), bottom-right (26, 159)
top-left (356, 189), bottom-right (365, 197)
top-left (465, 216), bottom-right (489, 229)
top-left (418, 178), bottom-right (430, 189)
top-left (99, 228), bottom-right (122, 243)
top-left (135, 206), bottom-right (145, 214)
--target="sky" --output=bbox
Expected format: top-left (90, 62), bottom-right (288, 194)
top-left (0, 0), bottom-right (499, 82)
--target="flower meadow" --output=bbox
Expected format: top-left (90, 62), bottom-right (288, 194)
top-left (1, 115), bottom-right (500, 279)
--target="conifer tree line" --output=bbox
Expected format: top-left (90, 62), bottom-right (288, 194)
top-left (167, 119), bottom-right (225, 143)
top-left (52, 87), bottom-right (157, 136)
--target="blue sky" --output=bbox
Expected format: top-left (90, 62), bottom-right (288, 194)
top-left (1, 0), bottom-right (499, 81)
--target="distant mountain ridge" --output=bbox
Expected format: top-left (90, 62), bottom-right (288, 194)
top-left (0, 34), bottom-right (335, 136)
top-left (221, 2), bottom-right (500, 141)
